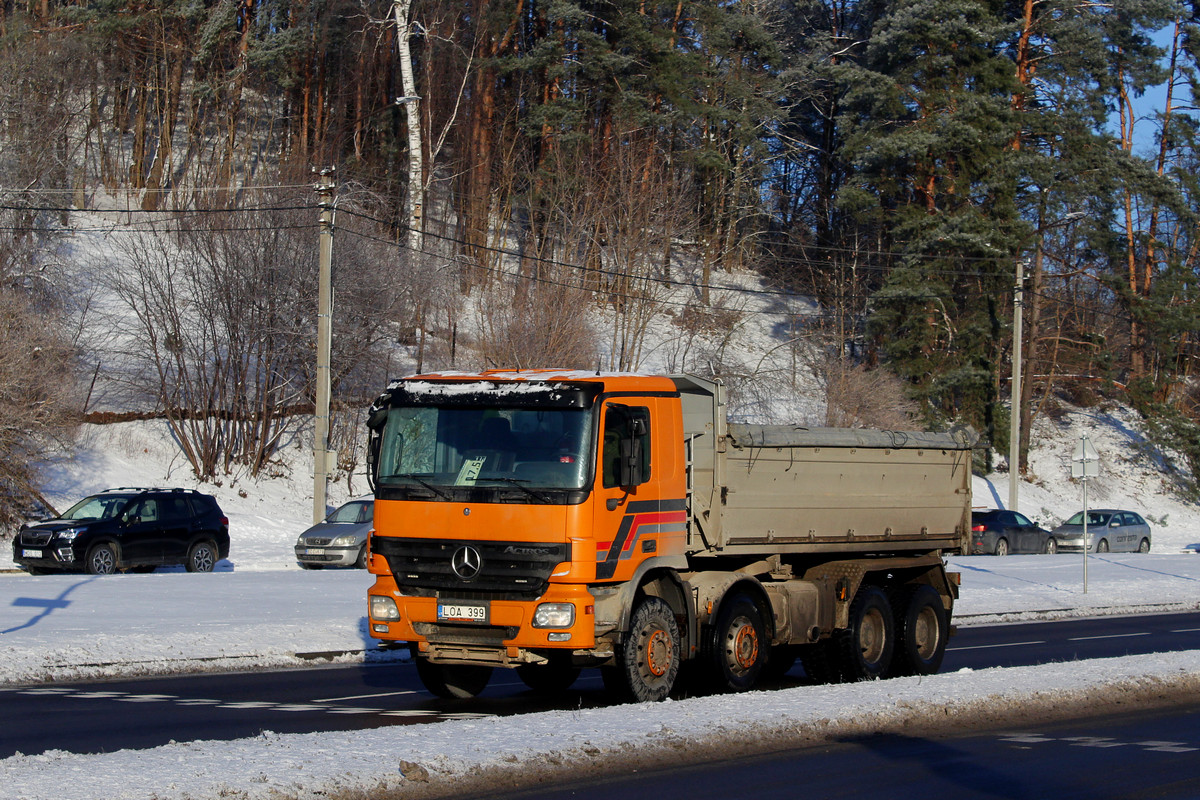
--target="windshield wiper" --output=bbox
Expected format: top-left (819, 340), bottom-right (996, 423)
top-left (481, 477), bottom-right (555, 504)
top-left (388, 473), bottom-right (453, 501)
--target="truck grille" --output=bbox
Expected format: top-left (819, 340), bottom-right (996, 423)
top-left (19, 531), bottom-right (53, 546)
top-left (372, 536), bottom-right (569, 600)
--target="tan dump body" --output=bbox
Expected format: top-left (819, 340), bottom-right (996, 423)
top-left (674, 375), bottom-right (974, 558)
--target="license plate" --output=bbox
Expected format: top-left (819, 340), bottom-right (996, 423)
top-left (305, 548), bottom-right (326, 556)
top-left (22, 549), bottom-right (41, 559)
top-left (438, 603), bottom-right (488, 623)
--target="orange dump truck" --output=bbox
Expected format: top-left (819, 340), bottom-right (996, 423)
top-left (364, 371), bottom-right (974, 701)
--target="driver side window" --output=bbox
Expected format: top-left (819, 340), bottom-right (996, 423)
top-left (602, 405), bottom-right (650, 488)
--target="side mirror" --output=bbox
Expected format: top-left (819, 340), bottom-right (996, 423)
top-left (617, 436), bottom-right (641, 488)
top-left (366, 405), bottom-right (388, 431)
top-left (366, 430), bottom-right (385, 493)
top-left (617, 417), bottom-right (647, 488)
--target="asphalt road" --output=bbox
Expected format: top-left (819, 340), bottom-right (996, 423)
top-left (473, 699), bottom-right (1200, 800)
top-left (3, 611), bottom-right (1199, 760)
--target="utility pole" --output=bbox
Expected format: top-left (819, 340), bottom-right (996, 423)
top-left (313, 167), bottom-right (335, 524)
top-left (1009, 257), bottom-right (1026, 512)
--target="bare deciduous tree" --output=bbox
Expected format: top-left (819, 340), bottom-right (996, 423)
top-left (0, 289), bottom-right (80, 526)
top-left (474, 272), bottom-right (599, 370)
top-left (813, 352), bottom-right (918, 429)
top-left (106, 194), bottom-right (403, 481)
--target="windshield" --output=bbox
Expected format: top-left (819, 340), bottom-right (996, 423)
top-left (328, 500), bottom-right (372, 524)
top-left (376, 405), bottom-right (594, 495)
top-left (1064, 511), bottom-right (1111, 527)
top-left (59, 494), bottom-right (131, 521)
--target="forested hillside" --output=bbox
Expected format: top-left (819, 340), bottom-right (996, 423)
top-left (1, 0), bottom-right (1198, 522)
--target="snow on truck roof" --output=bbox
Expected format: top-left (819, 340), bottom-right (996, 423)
top-left (385, 371), bottom-right (681, 394)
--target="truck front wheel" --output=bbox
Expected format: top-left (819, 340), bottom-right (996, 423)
top-left (414, 658), bottom-right (493, 699)
top-left (605, 597), bottom-right (680, 702)
top-left (705, 593), bottom-right (767, 692)
top-left (835, 585), bottom-right (894, 681)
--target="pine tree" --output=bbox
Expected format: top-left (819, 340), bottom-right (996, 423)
top-left (837, 0), bottom-right (1024, 451)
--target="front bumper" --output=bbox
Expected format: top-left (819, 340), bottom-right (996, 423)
top-left (367, 577), bottom-right (597, 660)
top-left (295, 544), bottom-right (360, 567)
top-left (13, 542), bottom-right (81, 571)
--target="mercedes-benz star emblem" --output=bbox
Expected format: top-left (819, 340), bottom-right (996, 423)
top-left (450, 545), bottom-right (482, 581)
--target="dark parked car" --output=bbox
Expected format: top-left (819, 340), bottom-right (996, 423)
top-left (12, 488), bottom-right (230, 575)
top-left (295, 498), bottom-right (373, 569)
top-left (1051, 509), bottom-right (1151, 553)
top-left (970, 509), bottom-right (1056, 555)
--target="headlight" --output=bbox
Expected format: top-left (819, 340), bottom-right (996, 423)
top-left (370, 595), bottom-right (400, 621)
top-left (332, 535), bottom-right (357, 546)
top-left (57, 528), bottom-right (82, 542)
top-left (532, 602), bottom-right (575, 628)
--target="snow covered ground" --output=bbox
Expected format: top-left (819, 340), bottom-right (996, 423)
top-left (3, 407), bottom-right (1200, 799)
top-left (2, 556), bottom-right (1200, 800)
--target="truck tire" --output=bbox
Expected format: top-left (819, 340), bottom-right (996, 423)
top-left (704, 593), bottom-right (767, 692)
top-left (834, 585), bottom-right (894, 681)
top-left (516, 656), bottom-right (581, 694)
top-left (890, 584), bottom-right (948, 676)
top-left (798, 641), bottom-right (843, 684)
top-left (414, 658), bottom-right (493, 699)
top-left (607, 596), bottom-right (680, 702)
top-left (762, 644), bottom-right (801, 681)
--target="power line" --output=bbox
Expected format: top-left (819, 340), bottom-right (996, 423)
top-left (0, 196), bottom-right (1086, 281)
top-left (0, 222), bottom-right (319, 234)
top-left (0, 184), bottom-right (312, 195)
top-left (0, 203), bottom-right (312, 214)
top-left (0, 196), bottom-right (1145, 325)
top-left (336, 205), bottom-right (1026, 279)
top-left (335, 207), bottom-right (1024, 307)
top-left (335, 221), bottom-right (1021, 319)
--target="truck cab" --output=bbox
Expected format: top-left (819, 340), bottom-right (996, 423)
top-left (365, 371), bottom-right (690, 699)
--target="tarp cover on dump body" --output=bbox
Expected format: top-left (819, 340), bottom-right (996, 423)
top-left (726, 425), bottom-right (976, 452)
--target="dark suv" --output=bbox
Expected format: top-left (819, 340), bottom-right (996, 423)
top-left (12, 488), bottom-right (230, 575)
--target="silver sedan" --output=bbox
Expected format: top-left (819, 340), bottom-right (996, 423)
top-left (294, 498), bottom-right (374, 568)
top-left (1051, 509), bottom-right (1151, 553)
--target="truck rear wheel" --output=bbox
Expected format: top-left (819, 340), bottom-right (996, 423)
top-left (414, 658), bottom-right (493, 699)
top-left (705, 593), bottom-right (767, 692)
top-left (762, 644), bottom-right (801, 681)
top-left (799, 640), bottom-right (843, 684)
top-left (890, 584), bottom-right (948, 676)
top-left (607, 596), bottom-right (680, 702)
top-left (835, 585), bottom-right (894, 681)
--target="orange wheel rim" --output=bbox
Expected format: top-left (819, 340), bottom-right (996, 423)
top-left (646, 629), bottom-right (671, 677)
top-left (732, 623), bottom-right (759, 670)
